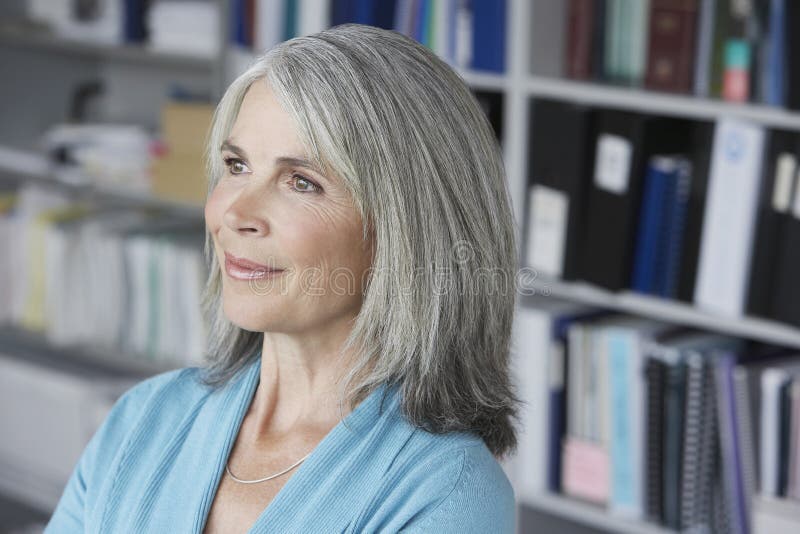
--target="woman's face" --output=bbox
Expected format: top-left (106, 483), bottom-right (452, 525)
top-left (205, 80), bottom-right (374, 334)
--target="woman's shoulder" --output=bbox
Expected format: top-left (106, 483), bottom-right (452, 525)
top-left (357, 421), bottom-right (516, 533)
top-left (401, 429), bottom-right (515, 509)
top-left (116, 364), bottom-right (207, 411)
top-left (406, 441), bottom-right (515, 532)
top-left (87, 364), bottom-right (217, 459)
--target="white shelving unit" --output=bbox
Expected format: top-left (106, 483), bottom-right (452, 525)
top-left (499, 1), bottom-right (800, 533)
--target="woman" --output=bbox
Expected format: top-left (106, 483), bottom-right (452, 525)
top-left (45, 23), bottom-right (520, 533)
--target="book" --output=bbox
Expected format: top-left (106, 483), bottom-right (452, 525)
top-left (645, 0), bottom-right (699, 93)
top-left (693, 0), bottom-right (716, 97)
top-left (564, 0), bottom-right (595, 80)
top-left (470, 0), bottom-right (506, 73)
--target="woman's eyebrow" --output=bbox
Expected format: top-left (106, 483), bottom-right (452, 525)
top-left (275, 156), bottom-right (323, 175)
top-left (220, 140), bottom-right (248, 159)
top-left (220, 140), bottom-right (323, 175)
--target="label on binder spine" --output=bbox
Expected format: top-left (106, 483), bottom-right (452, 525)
top-left (594, 134), bottom-right (632, 195)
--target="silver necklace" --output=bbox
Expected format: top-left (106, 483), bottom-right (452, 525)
top-left (225, 451), bottom-right (313, 484)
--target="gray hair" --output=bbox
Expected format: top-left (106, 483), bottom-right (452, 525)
top-left (198, 23), bottom-right (520, 460)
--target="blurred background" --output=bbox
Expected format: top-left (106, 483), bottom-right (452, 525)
top-left (0, 1), bottom-right (798, 533)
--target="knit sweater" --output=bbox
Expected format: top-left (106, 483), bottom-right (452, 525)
top-left (44, 352), bottom-right (516, 533)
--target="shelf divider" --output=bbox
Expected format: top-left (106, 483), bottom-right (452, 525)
top-left (526, 75), bottom-right (800, 130)
top-left (521, 276), bottom-right (800, 350)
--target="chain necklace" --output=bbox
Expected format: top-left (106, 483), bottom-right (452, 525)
top-left (225, 451), bottom-right (313, 484)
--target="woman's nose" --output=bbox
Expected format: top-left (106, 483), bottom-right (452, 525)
top-left (223, 188), bottom-right (269, 236)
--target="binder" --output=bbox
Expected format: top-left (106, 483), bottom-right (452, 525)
top-left (644, 355), bottom-right (667, 523)
top-left (693, 118), bottom-right (766, 317)
top-left (715, 351), bottom-right (751, 534)
top-left (631, 156), bottom-right (692, 298)
top-left (660, 160), bottom-right (692, 298)
top-left (631, 157), bottom-right (673, 295)
top-left (679, 351), bottom-right (714, 531)
top-left (579, 111), bottom-right (695, 291)
top-left (746, 130), bottom-right (798, 318)
top-left (676, 121), bottom-right (714, 303)
top-left (770, 186), bottom-right (800, 327)
top-left (661, 346), bottom-right (686, 529)
top-left (786, 0), bottom-right (800, 110)
top-left (525, 99), bottom-right (597, 280)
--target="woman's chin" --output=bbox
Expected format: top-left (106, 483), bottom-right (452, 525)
top-left (222, 301), bottom-right (284, 333)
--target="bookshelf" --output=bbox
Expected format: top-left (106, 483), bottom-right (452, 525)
top-left (505, 1), bottom-right (800, 534)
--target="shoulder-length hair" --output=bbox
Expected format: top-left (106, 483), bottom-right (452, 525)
top-left (198, 23), bottom-right (520, 459)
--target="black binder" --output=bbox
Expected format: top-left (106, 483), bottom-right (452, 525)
top-left (746, 129), bottom-right (798, 317)
top-left (525, 98), bottom-right (597, 280)
top-left (578, 110), bottom-right (696, 291)
top-left (771, 208), bottom-right (800, 327)
top-left (676, 121), bottom-right (714, 303)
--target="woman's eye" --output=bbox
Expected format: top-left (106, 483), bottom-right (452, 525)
top-left (223, 157), bottom-right (250, 175)
top-left (292, 174), bottom-right (321, 194)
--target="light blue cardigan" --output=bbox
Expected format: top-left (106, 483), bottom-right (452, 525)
top-left (44, 353), bottom-right (516, 533)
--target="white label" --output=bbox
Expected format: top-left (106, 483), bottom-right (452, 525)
top-left (772, 153), bottom-right (796, 213)
top-left (594, 134), bottom-right (632, 195)
top-left (525, 185), bottom-right (569, 278)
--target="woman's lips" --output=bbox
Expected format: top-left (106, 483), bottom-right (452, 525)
top-left (224, 252), bottom-right (285, 281)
